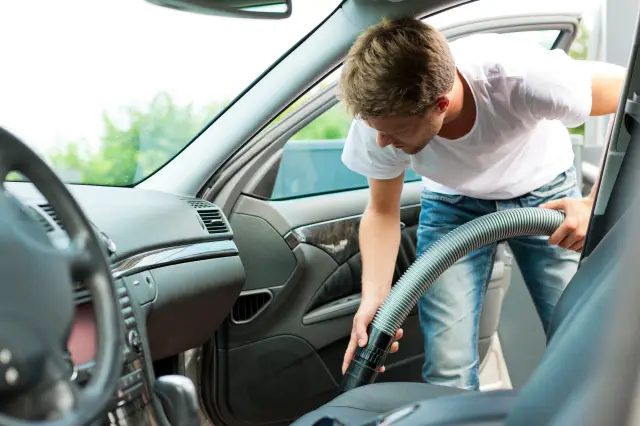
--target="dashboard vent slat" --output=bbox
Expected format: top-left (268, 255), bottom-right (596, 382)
top-left (74, 289), bottom-right (92, 304)
top-left (73, 282), bottom-right (91, 304)
top-left (26, 206), bottom-right (54, 233)
top-left (186, 199), bottom-right (230, 235)
top-left (39, 204), bottom-right (65, 230)
top-left (197, 209), bottom-right (229, 234)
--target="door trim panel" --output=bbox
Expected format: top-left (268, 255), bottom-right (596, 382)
top-left (303, 294), bottom-right (362, 325)
top-left (285, 204), bottom-right (420, 263)
top-left (232, 181), bottom-right (423, 236)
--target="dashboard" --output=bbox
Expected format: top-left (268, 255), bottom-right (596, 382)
top-left (4, 181), bottom-right (246, 417)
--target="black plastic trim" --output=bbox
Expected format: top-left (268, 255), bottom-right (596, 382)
top-left (303, 294), bottom-right (361, 325)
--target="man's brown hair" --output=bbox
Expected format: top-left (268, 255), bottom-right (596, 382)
top-left (339, 17), bottom-right (456, 119)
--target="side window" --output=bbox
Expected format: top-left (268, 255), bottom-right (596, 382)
top-left (498, 29), bottom-right (561, 50)
top-left (269, 28), bottom-right (567, 201)
top-left (270, 102), bottom-right (423, 200)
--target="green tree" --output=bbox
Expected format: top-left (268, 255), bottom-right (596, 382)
top-left (291, 102), bottom-right (351, 140)
top-left (47, 26), bottom-right (593, 186)
top-left (50, 93), bottom-right (225, 186)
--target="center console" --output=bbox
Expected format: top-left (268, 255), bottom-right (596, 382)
top-left (68, 279), bottom-right (161, 426)
top-left (107, 278), bottom-right (157, 425)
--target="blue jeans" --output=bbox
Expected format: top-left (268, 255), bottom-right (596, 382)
top-left (416, 166), bottom-right (581, 390)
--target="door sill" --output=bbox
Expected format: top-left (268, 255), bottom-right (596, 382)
top-left (479, 334), bottom-right (513, 391)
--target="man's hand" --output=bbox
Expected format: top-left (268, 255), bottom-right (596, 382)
top-left (541, 196), bottom-right (594, 252)
top-left (342, 297), bottom-right (403, 375)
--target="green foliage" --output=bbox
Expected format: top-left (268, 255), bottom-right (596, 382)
top-left (569, 21), bottom-right (590, 61)
top-left (49, 93), bottom-right (225, 186)
top-left (269, 73), bottom-right (345, 131)
top-left (44, 26), bottom-right (592, 185)
top-left (49, 85), bottom-right (352, 185)
top-left (5, 171), bottom-right (25, 181)
top-left (291, 102), bottom-right (351, 140)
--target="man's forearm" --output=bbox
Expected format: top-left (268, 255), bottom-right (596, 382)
top-left (359, 208), bottom-right (401, 303)
top-left (582, 61), bottom-right (627, 116)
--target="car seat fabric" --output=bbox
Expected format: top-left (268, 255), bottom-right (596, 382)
top-left (504, 207), bottom-right (627, 425)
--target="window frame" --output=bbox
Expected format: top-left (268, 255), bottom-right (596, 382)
top-left (225, 16), bottom-right (582, 203)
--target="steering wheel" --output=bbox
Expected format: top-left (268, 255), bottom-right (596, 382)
top-left (0, 128), bottom-right (124, 425)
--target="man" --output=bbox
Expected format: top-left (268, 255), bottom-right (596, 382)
top-left (339, 17), bottom-right (625, 390)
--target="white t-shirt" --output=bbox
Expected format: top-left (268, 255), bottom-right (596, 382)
top-left (341, 33), bottom-right (592, 200)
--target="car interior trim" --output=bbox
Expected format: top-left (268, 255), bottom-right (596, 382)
top-left (111, 240), bottom-right (239, 279)
top-left (230, 289), bottom-right (275, 325)
top-left (284, 204), bottom-right (421, 264)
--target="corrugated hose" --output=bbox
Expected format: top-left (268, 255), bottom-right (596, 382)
top-left (340, 207), bottom-right (565, 392)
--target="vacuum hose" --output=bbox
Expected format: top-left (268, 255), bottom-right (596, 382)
top-left (340, 207), bottom-right (565, 392)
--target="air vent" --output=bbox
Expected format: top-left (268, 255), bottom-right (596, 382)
top-left (26, 206), bottom-right (54, 233)
top-left (185, 199), bottom-right (230, 235)
top-left (39, 204), bottom-right (65, 230)
top-left (74, 288), bottom-right (92, 304)
top-left (197, 209), bottom-right (228, 234)
top-left (231, 290), bottom-right (273, 324)
top-left (187, 200), bottom-right (215, 209)
top-left (73, 282), bottom-right (91, 304)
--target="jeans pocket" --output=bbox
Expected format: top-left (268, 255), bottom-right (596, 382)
top-left (529, 166), bottom-right (578, 199)
top-left (420, 190), bottom-right (464, 204)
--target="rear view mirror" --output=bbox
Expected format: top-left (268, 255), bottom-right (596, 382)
top-left (145, 0), bottom-right (292, 19)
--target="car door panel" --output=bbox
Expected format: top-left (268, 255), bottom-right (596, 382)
top-left (287, 203), bottom-right (421, 309)
top-left (225, 185), bottom-right (421, 340)
top-left (207, 185), bottom-right (512, 425)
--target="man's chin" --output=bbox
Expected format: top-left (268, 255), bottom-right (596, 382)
top-left (401, 145), bottom-right (428, 155)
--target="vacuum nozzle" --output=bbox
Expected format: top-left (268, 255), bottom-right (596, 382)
top-left (338, 325), bottom-right (395, 394)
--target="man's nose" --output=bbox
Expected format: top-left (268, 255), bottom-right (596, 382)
top-left (377, 134), bottom-right (393, 148)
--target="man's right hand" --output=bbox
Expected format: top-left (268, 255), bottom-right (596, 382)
top-left (342, 175), bottom-right (405, 375)
top-left (341, 297), bottom-right (403, 375)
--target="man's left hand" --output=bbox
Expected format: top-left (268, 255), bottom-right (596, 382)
top-left (541, 197), bottom-right (594, 252)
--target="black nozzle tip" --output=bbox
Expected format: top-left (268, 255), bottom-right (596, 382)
top-left (338, 326), bottom-right (395, 394)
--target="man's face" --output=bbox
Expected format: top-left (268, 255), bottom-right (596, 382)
top-left (366, 108), bottom-right (445, 155)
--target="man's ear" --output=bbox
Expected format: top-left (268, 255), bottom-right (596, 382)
top-left (436, 96), bottom-right (450, 114)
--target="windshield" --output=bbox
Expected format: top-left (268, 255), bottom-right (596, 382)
top-left (0, 0), bottom-right (341, 186)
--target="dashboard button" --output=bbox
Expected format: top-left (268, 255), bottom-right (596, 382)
top-left (124, 273), bottom-right (156, 306)
top-left (117, 284), bottom-right (127, 297)
top-left (121, 306), bottom-right (134, 319)
top-left (127, 330), bottom-right (142, 352)
top-left (119, 296), bottom-right (131, 308)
